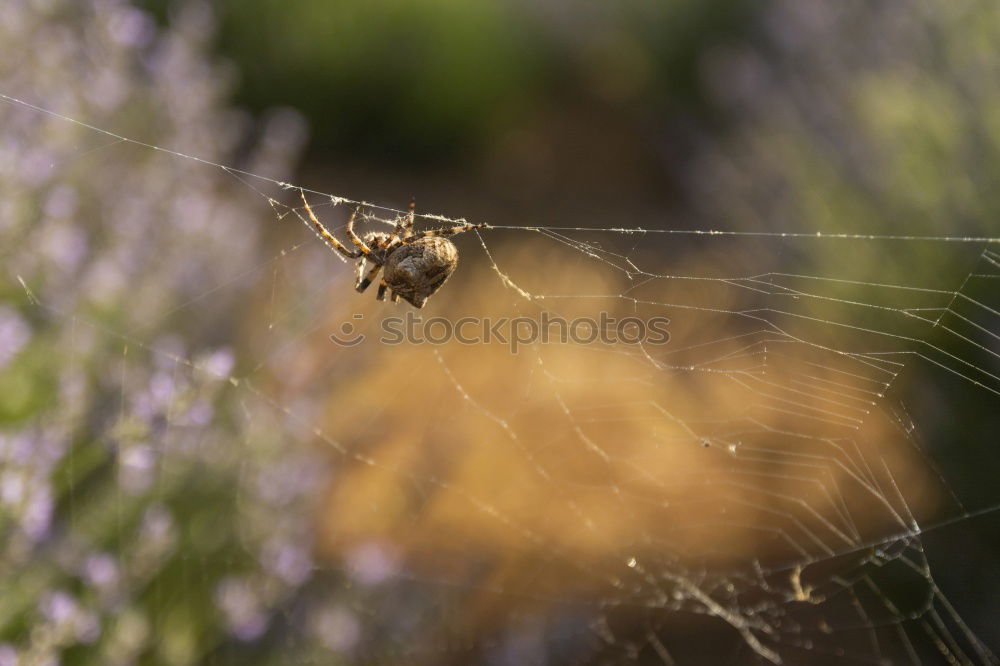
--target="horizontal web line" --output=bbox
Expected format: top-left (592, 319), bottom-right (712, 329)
top-left (4, 92), bottom-right (999, 245)
top-left (490, 225), bottom-right (1000, 244)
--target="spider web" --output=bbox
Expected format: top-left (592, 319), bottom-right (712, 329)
top-left (3, 78), bottom-right (1000, 666)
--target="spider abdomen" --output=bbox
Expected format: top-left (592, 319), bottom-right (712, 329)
top-left (384, 236), bottom-right (459, 309)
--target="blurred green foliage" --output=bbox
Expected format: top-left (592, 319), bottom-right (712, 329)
top-left (143, 0), bottom-right (749, 161)
top-left (215, 0), bottom-right (544, 160)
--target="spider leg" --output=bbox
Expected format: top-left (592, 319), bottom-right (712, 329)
top-left (382, 235), bottom-right (403, 253)
top-left (355, 256), bottom-right (366, 286)
top-left (397, 198), bottom-right (416, 239)
top-left (356, 263), bottom-right (383, 294)
top-left (345, 207), bottom-right (374, 256)
top-left (376, 280), bottom-right (388, 301)
top-left (405, 222), bottom-right (490, 242)
top-left (300, 191), bottom-right (360, 260)
top-left (391, 291), bottom-right (400, 303)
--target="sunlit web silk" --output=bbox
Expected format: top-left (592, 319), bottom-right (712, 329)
top-left (4, 75), bottom-right (1000, 666)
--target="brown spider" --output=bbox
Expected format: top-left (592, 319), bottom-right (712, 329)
top-left (300, 192), bottom-right (487, 308)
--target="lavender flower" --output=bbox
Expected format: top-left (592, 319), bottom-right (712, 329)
top-left (0, 0), bottom-right (331, 662)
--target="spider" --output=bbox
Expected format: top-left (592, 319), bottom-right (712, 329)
top-left (300, 192), bottom-right (488, 309)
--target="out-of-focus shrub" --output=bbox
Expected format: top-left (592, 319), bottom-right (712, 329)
top-left (206, 0), bottom-right (748, 160)
top-left (0, 1), bottom-right (329, 664)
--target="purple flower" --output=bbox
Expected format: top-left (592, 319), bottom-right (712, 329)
top-left (214, 578), bottom-right (270, 642)
top-left (0, 306), bottom-right (31, 369)
top-left (345, 541), bottom-right (400, 587)
top-left (312, 606), bottom-right (361, 653)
